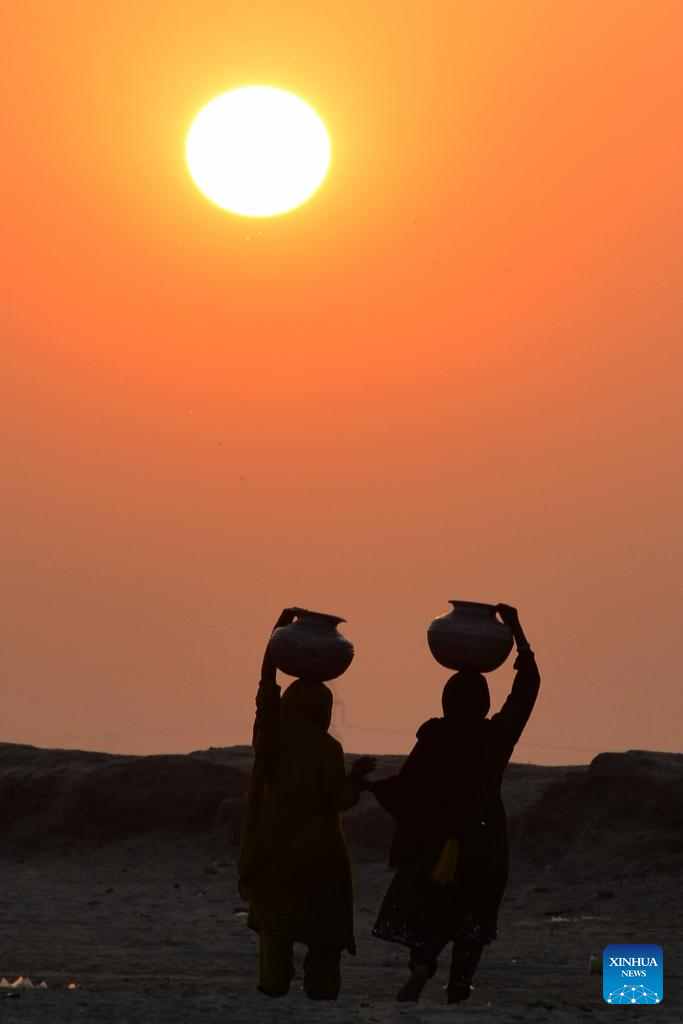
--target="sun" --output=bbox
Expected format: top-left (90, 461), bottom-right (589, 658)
top-left (186, 86), bottom-right (331, 217)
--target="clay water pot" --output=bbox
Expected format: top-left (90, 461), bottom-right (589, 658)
top-left (268, 608), bottom-right (354, 681)
top-left (427, 600), bottom-right (513, 673)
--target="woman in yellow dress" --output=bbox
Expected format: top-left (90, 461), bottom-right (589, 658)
top-left (239, 608), bottom-right (375, 1000)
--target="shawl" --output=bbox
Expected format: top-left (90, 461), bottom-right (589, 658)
top-left (239, 678), bottom-right (349, 897)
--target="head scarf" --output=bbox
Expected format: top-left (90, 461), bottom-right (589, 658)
top-left (441, 670), bottom-right (491, 720)
top-left (280, 678), bottom-right (333, 732)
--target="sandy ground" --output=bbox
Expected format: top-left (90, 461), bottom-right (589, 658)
top-left (2, 839), bottom-right (681, 1022)
top-left (1, 745), bottom-right (681, 1022)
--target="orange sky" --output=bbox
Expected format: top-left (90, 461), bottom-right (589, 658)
top-left (3, 2), bottom-right (682, 763)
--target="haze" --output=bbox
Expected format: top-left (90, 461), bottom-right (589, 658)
top-left (2, 3), bottom-right (681, 763)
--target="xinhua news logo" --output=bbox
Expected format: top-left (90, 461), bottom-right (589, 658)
top-left (603, 944), bottom-right (663, 1004)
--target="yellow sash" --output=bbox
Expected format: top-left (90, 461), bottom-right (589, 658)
top-left (432, 838), bottom-right (459, 884)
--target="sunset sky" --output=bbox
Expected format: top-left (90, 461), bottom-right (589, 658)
top-left (3, 2), bottom-right (682, 764)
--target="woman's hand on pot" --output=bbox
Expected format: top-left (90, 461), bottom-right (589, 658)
top-left (496, 604), bottom-right (520, 630)
top-left (261, 609), bottom-right (295, 681)
top-left (497, 603), bottom-right (532, 651)
top-left (273, 607), bottom-right (297, 630)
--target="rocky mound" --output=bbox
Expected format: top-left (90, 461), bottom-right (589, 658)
top-left (0, 743), bottom-right (247, 847)
top-left (512, 749), bottom-right (683, 877)
top-left (1, 743), bottom-right (681, 879)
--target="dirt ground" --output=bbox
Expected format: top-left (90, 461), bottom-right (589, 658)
top-left (2, 834), bottom-right (680, 1023)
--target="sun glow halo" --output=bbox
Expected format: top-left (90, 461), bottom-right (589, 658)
top-left (186, 86), bottom-right (331, 217)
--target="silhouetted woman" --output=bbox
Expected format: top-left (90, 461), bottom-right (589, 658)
top-left (362, 604), bottom-right (540, 1004)
top-left (239, 608), bottom-right (375, 1000)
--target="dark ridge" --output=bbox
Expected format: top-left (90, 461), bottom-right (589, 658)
top-left (511, 749), bottom-right (683, 877)
top-left (1, 744), bottom-right (681, 879)
top-left (0, 743), bottom-right (248, 847)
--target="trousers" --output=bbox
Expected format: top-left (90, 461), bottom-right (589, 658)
top-left (410, 934), bottom-right (484, 998)
top-left (258, 932), bottom-right (342, 1000)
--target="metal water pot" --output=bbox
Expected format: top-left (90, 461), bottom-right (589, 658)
top-left (427, 600), bottom-right (513, 673)
top-left (268, 608), bottom-right (354, 681)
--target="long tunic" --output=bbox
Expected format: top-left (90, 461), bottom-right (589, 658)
top-left (239, 674), bottom-right (359, 953)
top-left (372, 650), bottom-right (540, 949)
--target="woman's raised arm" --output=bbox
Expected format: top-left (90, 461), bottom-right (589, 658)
top-left (253, 608), bottom-right (296, 757)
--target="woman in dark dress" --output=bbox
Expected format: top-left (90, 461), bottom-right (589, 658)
top-left (362, 604), bottom-right (540, 1004)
